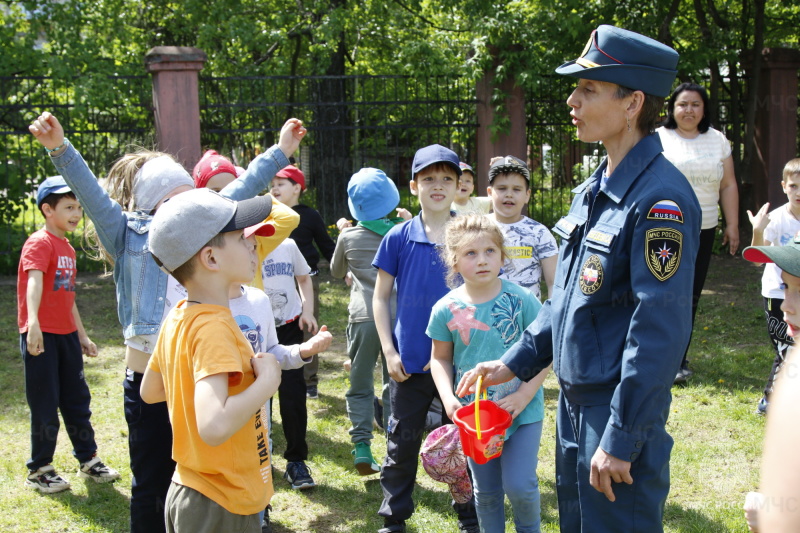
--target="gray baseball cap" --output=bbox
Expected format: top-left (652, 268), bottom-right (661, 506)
top-left (132, 155), bottom-right (194, 213)
top-left (148, 188), bottom-right (273, 273)
top-left (744, 234), bottom-right (800, 277)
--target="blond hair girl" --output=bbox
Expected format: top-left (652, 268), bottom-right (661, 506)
top-left (427, 214), bottom-right (550, 532)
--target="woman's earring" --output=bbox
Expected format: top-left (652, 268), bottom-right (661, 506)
top-left (626, 116), bottom-right (631, 132)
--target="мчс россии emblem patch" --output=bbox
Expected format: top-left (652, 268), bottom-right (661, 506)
top-left (645, 227), bottom-right (683, 281)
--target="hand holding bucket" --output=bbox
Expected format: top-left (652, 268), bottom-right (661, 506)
top-left (452, 375), bottom-right (513, 464)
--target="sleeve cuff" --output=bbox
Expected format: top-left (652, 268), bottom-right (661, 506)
top-left (295, 345), bottom-right (311, 363)
top-left (599, 422), bottom-right (646, 463)
top-left (266, 144), bottom-right (290, 168)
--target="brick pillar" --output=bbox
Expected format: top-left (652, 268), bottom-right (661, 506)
top-left (144, 47), bottom-right (207, 169)
top-left (743, 48), bottom-right (800, 209)
top-left (476, 53), bottom-right (527, 194)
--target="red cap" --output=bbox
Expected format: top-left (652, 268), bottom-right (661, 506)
top-left (193, 150), bottom-right (238, 189)
top-left (275, 165), bottom-right (306, 191)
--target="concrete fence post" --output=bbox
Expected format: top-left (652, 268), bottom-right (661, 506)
top-left (475, 50), bottom-right (527, 194)
top-left (144, 46), bottom-right (207, 170)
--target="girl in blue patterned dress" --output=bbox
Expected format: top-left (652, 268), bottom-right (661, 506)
top-left (427, 215), bottom-right (550, 533)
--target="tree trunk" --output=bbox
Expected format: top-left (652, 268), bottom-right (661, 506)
top-left (309, 10), bottom-right (351, 224)
top-left (740, 0), bottom-right (765, 208)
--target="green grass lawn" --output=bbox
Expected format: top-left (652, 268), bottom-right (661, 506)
top-left (0, 254), bottom-right (768, 532)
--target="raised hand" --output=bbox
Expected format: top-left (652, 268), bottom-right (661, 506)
top-left (747, 203), bottom-right (770, 234)
top-left (29, 112), bottom-right (66, 151)
top-left (278, 118), bottom-right (307, 159)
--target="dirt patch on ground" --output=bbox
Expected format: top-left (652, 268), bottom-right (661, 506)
top-left (703, 252), bottom-right (763, 304)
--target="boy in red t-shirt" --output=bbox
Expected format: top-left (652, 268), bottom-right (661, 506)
top-left (17, 176), bottom-right (120, 493)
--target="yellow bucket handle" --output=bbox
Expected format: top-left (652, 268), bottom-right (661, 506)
top-left (475, 375), bottom-right (487, 439)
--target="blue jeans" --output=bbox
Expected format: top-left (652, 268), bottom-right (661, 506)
top-left (468, 421), bottom-right (542, 533)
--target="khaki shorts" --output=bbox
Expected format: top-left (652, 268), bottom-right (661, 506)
top-left (165, 481), bottom-right (260, 533)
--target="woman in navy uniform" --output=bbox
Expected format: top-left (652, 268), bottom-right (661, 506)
top-left (456, 25), bottom-right (700, 532)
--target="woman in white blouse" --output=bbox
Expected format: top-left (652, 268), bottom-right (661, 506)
top-left (657, 82), bottom-right (740, 384)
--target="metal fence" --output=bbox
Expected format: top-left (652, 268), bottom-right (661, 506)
top-left (198, 74), bottom-right (479, 223)
top-left (0, 75), bottom-right (154, 272)
top-left (1, 72), bottom-right (751, 273)
top-left (525, 75), bottom-right (593, 228)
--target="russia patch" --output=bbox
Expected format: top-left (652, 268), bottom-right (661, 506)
top-left (647, 200), bottom-right (684, 224)
top-left (579, 254), bottom-right (604, 295)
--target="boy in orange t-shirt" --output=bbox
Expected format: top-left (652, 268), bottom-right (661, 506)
top-left (141, 188), bottom-right (285, 531)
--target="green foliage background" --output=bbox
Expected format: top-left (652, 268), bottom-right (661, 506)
top-left (5, 0), bottom-right (799, 91)
top-left (2, 0), bottom-right (799, 273)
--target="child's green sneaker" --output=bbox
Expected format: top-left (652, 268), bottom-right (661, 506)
top-left (352, 442), bottom-right (381, 476)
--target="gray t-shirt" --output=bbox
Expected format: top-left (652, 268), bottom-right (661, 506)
top-left (331, 225), bottom-right (397, 323)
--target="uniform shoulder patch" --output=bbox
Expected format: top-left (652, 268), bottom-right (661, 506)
top-left (645, 228), bottom-right (683, 281)
top-left (647, 200), bottom-right (684, 224)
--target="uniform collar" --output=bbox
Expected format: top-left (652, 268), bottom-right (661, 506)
top-left (572, 134), bottom-right (664, 204)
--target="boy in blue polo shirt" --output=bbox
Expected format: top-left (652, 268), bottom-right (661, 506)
top-left (372, 145), bottom-right (478, 533)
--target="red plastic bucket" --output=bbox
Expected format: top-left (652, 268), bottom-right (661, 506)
top-left (452, 377), bottom-right (512, 464)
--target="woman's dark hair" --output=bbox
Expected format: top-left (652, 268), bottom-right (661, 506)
top-left (662, 82), bottom-right (711, 133)
top-left (38, 191), bottom-right (77, 216)
top-left (614, 86), bottom-right (664, 135)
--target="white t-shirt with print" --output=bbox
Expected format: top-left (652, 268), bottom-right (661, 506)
top-left (490, 215), bottom-right (558, 300)
top-left (260, 239), bottom-right (311, 326)
top-left (657, 126), bottom-right (732, 229)
top-left (229, 285), bottom-right (307, 369)
top-left (762, 204), bottom-right (800, 298)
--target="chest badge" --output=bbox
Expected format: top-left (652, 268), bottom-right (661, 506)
top-left (579, 254), bottom-right (604, 295)
top-left (646, 228), bottom-right (683, 281)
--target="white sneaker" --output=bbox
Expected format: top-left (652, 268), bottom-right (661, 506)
top-left (26, 465), bottom-right (71, 493)
top-left (78, 456), bottom-right (120, 483)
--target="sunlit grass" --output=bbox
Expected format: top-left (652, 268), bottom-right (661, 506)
top-left (0, 255), bottom-right (768, 532)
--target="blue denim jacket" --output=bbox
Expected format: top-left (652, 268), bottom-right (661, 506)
top-left (501, 134), bottom-right (700, 462)
top-left (49, 143), bottom-right (290, 338)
